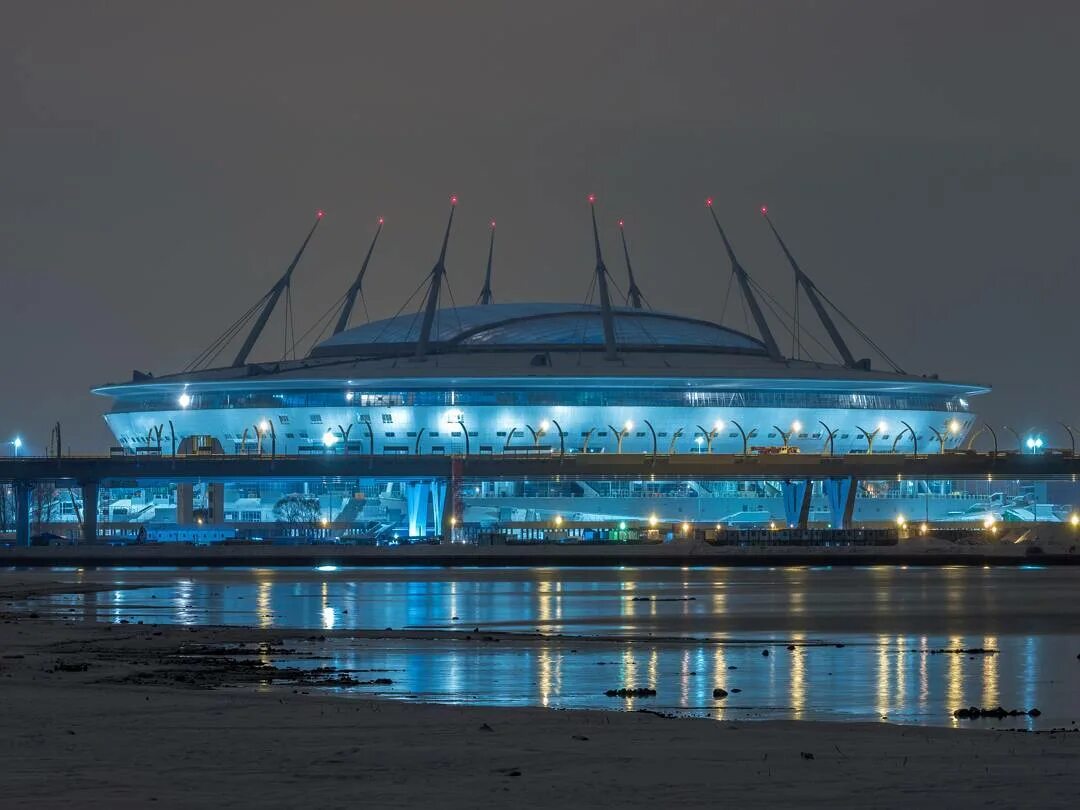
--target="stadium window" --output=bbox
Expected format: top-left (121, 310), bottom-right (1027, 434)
top-left (277, 415), bottom-right (289, 424)
top-left (429, 432), bottom-right (439, 437)
top-left (358, 414), bottom-right (371, 423)
top-left (285, 433), bottom-right (295, 439)
top-left (309, 414), bottom-right (322, 424)
top-left (497, 431), bottom-right (507, 437)
top-left (385, 432), bottom-right (395, 438)
top-left (406, 431), bottom-right (417, 438)
top-left (382, 413), bottom-right (393, 423)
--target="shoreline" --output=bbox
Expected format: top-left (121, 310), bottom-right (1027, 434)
top-left (3, 540), bottom-right (1077, 568)
top-left (3, 613), bottom-right (1079, 807)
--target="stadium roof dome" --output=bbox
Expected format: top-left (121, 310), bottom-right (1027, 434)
top-left (310, 303), bottom-right (767, 358)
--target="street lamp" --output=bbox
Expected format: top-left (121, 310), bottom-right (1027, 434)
top-left (609, 421), bottom-right (633, 454)
top-left (695, 420), bottom-right (723, 453)
top-left (729, 420), bottom-right (750, 455)
top-left (12, 437), bottom-right (22, 457)
top-left (549, 418), bottom-right (565, 457)
top-left (855, 421), bottom-right (887, 454)
top-left (1025, 435), bottom-right (1044, 454)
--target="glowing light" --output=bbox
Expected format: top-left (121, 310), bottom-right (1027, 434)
top-left (1070, 513), bottom-right (1080, 527)
top-left (377, 216), bottom-right (385, 225)
top-left (714, 420), bottom-right (724, 432)
top-left (316, 564), bottom-right (338, 572)
top-left (1026, 436), bottom-right (1044, 451)
top-left (983, 516), bottom-right (995, 529)
top-left (587, 193), bottom-right (597, 204)
top-left (769, 521), bottom-right (776, 530)
top-left (791, 420), bottom-right (803, 433)
top-left (618, 219), bottom-right (625, 228)
top-left (322, 431), bottom-right (339, 448)
top-left (705, 197), bottom-right (713, 207)
top-left (258, 420), bottom-right (271, 434)
top-left (554, 515), bottom-right (563, 527)
top-left (177, 392), bottom-right (192, 409)
top-left (877, 420), bottom-right (888, 433)
top-left (618, 521), bottom-right (627, 531)
top-left (648, 513), bottom-right (658, 527)
top-left (450, 516), bottom-right (457, 526)
top-left (896, 514), bottom-right (905, 526)
top-left (681, 521), bottom-right (690, 534)
top-left (13, 437), bottom-right (22, 450)
top-left (624, 420), bottom-right (634, 432)
top-left (760, 205), bottom-right (768, 215)
top-left (320, 517), bottom-right (329, 528)
top-left (695, 436), bottom-right (704, 445)
top-left (449, 194), bottom-right (458, 206)
top-left (920, 522), bottom-right (929, 535)
top-left (490, 219), bottom-right (496, 228)
top-left (949, 419), bottom-right (961, 434)
top-left (539, 420), bottom-right (550, 432)
top-left (345, 391), bottom-right (355, 402)
top-left (316, 209), bottom-right (325, 218)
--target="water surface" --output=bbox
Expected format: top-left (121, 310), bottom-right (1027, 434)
top-left (21, 565), bottom-right (1080, 729)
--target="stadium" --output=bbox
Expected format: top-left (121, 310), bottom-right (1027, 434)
top-left (88, 198), bottom-right (1000, 538)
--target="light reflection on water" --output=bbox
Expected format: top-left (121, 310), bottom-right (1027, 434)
top-left (26, 565), bottom-right (1080, 729)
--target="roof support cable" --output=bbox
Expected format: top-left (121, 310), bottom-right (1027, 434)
top-left (748, 276), bottom-right (840, 365)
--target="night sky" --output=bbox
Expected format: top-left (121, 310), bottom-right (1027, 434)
top-left (2, 1), bottom-right (1078, 452)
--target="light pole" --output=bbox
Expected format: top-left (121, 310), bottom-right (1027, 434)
top-left (1002, 425), bottom-right (1022, 451)
top-left (898, 420), bottom-right (918, 456)
top-left (549, 418), bottom-right (565, 457)
top-left (608, 421), bottom-right (632, 454)
top-left (667, 427), bottom-right (684, 455)
top-left (1059, 422), bottom-right (1076, 455)
top-left (336, 424), bottom-right (352, 456)
top-left (456, 416), bottom-right (470, 456)
top-left (12, 437), bottom-right (22, 457)
top-left (643, 419), bottom-right (659, 457)
top-left (581, 427), bottom-right (597, 453)
top-left (1025, 435), bottom-right (1044, 455)
top-left (730, 420), bottom-right (749, 455)
top-left (773, 420), bottom-right (801, 451)
top-left (855, 421), bottom-right (887, 454)
top-left (695, 420), bottom-right (724, 453)
top-left (527, 420), bottom-right (549, 450)
top-left (818, 421), bottom-right (838, 456)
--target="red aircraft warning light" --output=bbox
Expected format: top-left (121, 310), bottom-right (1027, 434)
top-left (450, 194), bottom-right (458, 206)
top-left (316, 209), bottom-right (325, 218)
top-left (705, 197), bottom-right (713, 207)
top-left (761, 205), bottom-right (769, 215)
top-left (587, 193), bottom-right (597, 204)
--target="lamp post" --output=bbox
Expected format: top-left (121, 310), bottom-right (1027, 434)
top-left (527, 420), bottom-right (549, 450)
top-left (818, 421), bottom-right (838, 456)
top-left (1059, 422), bottom-right (1076, 455)
top-left (336, 423), bottom-right (352, 456)
top-left (549, 419), bottom-right (565, 457)
top-left (1002, 425), bottom-right (1022, 451)
top-left (608, 421), bottom-right (632, 454)
top-left (667, 427), bottom-right (684, 455)
top-left (773, 420), bottom-right (802, 451)
top-left (580, 427), bottom-right (597, 454)
top-left (414, 427), bottom-right (427, 455)
top-left (695, 420), bottom-right (723, 453)
top-left (855, 421), bottom-right (887, 454)
top-left (898, 420), bottom-right (918, 456)
top-left (643, 419), bottom-right (659, 457)
top-left (456, 416), bottom-right (470, 456)
top-left (12, 437), bottom-right (22, 457)
top-left (1025, 435), bottom-right (1044, 455)
top-left (168, 420), bottom-right (176, 456)
top-left (730, 420), bottom-right (749, 455)
top-left (361, 419), bottom-right (374, 456)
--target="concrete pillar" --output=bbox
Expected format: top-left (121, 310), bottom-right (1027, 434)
top-left (405, 481), bottom-right (430, 538)
top-left (780, 480), bottom-right (810, 529)
top-left (80, 481), bottom-right (99, 544)
top-left (207, 483), bottom-right (225, 525)
top-left (177, 483), bottom-right (194, 525)
top-left (14, 481), bottom-right (32, 547)
top-left (823, 477), bottom-right (858, 530)
top-left (431, 479), bottom-right (448, 543)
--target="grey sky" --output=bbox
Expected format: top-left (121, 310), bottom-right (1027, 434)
top-left (2, 1), bottom-right (1078, 450)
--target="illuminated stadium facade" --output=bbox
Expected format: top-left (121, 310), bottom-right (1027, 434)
top-left (88, 199), bottom-right (1002, 538)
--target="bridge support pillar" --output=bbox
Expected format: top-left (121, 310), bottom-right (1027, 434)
top-left (207, 483), bottom-right (225, 525)
top-left (176, 483), bottom-right (194, 525)
top-left (80, 481), bottom-right (99, 544)
top-left (14, 481), bottom-right (32, 547)
top-left (405, 481), bottom-right (430, 538)
top-left (431, 479), bottom-right (449, 543)
top-left (823, 477), bottom-right (858, 530)
top-left (780, 480), bottom-right (812, 529)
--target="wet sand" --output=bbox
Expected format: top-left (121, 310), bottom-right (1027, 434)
top-left (2, 574), bottom-right (1080, 807)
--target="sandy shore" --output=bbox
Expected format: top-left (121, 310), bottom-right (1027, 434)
top-left (3, 580), bottom-right (1079, 808)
